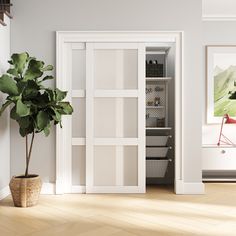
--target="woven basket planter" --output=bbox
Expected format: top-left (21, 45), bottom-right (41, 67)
top-left (9, 175), bottom-right (42, 207)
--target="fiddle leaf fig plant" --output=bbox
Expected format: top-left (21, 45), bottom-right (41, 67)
top-left (0, 52), bottom-right (73, 177)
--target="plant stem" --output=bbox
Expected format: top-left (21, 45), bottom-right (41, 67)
top-left (24, 131), bottom-right (35, 177)
top-left (25, 134), bottom-right (28, 175)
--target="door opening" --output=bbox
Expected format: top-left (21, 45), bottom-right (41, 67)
top-left (56, 31), bottom-right (183, 194)
top-left (145, 43), bottom-right (175, 191)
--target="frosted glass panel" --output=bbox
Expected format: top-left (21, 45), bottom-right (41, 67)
top-left (94, 49), bottom-right (138, 89)
top-left (72, 146), bottom-right (86, 185)
top-left (72, 48), bottom-right (86, 90)
top-left (94, 98), bottom-right (138, 138)
top-left (94, 146), bottom-right (116, 186)
top-left (72, 98), bottom-right (85, 138)
top-left (123, 146), bottom-right (138, 186)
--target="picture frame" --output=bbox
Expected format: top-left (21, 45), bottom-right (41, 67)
top-left (206, 45), bottom-right (236, 123)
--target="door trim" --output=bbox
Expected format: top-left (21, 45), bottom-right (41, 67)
top-left (56, 31), bottom-right (184, 194)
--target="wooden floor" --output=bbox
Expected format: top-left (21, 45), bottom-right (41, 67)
top-left (1, 183), bottom-right (236, 236)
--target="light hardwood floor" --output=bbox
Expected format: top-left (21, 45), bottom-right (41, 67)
top-left (1, 183), bottom-right (236, 236)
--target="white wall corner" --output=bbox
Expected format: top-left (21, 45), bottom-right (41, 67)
top-left (0, 13), bottom-right (11, 199)
top-left (0, 186), bottom-right (10, 200)
top-left (175, 180), bottom-right (205, 194)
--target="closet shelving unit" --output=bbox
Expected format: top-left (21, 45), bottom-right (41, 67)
top-left (145, 46), bottom-right (173, 179)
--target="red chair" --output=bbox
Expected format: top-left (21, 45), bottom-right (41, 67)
top-left (217, 114), bottom-right (236, 146)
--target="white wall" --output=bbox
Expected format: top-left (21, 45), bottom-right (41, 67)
top-left (10, 0), bottom-right (203, 187)
top-left (0, 15), bottom-right (11, 198)
top-left (202, 21), bottom-right (236, 146)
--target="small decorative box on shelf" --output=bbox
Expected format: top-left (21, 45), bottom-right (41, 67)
top-left (146, 60), bottom-right (164, 77)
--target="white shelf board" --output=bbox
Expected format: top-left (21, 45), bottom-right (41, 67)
top-left (146, 106), bottom-right (165, 109)
top-left (146, 45), bottom-right (171, 52)
top-left (146, 51), bottom-right (166, 55)
top-left (202, 144), bottom-right (236, 148)
top-left (146, 77), bottom-right (172, 82)
top-left (146, 127), bottom-right (172, 130)
top-left (203, 178), bottom-right (236, 182)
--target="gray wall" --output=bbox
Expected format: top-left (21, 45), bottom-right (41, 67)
top-left (11, 0), bottom-right (203, 184)
top-left (0, 16), bottom-right (10, 191)
top-left (202, 21), bottom-right (236, 145)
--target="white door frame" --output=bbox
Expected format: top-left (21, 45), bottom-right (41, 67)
top-left (56, 31), bottom-right (184, 194)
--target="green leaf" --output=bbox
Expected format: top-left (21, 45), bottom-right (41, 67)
top-left (55, 88), bottom-right (67, 101)
top-left (18, 116), bottom-right (30, 129)
top-left (16, 99), bottom-right (30, 117)
top-left (45, 89), bottom-right (55, 101)
top-left (36, 111), bottom-right (49, 130)
top-left (10, 106), bottom-right (20, 120)
top-left (40, 75), bottom-right (54, 82)
top-left (11, 52), bottom-right (29, 74)
top-left (58, 102), bottom-right (73, 114)
top-left (41, 65), bottom-right (53, 71)
top-left (23, 59), bottom-right (44, 81)
top-left (17, 81), bottom-right (27, 94)
top-left (0, 74), bottom-right (19, 95)
top-left (8, 95), bottom-right (20, 102)
top-left (7, 68), bottom-right (19, 77)
top-left (27, 56), bottom-right (36, 62)
top-left (22, 80), bottom-right (40, 99)
top-left (19, 125), bottom-right (34, 137)
top-left (19, 127), bottom-right (27, 137)
top-left (50, 108), bottom-right (61, 122)
top-left (0, 100), bottom-right (12, 116)
top-left (43, 123), bottom-right (51, 136)
top-left (33, 92), bottom-right (50, 107)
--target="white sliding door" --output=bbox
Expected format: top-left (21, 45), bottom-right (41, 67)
top-left (86, 43), bottom-right (145, 193)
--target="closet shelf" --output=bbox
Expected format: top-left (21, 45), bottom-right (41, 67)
top-left (146, 157), bottom-right (172, 161)
top-left (146, 77), bottom-right (172, 82)
top-left (146, 127), bottom-right (172, 130)
top-left (146, 106), bottom-right (165, 109)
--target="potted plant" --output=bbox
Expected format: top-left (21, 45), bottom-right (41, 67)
top-left (0, 52), bottom-right (73, 207)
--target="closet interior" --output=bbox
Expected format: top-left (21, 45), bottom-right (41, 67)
top-left (145, 43), bottom-right (175, 187)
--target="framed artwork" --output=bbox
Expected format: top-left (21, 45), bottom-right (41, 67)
top-left (206, 45), bottom-right (236, 123)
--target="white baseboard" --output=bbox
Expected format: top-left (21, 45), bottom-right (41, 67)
top-left (175, 180), bottom-right (205, 194)
top-left (71, 185), bottom-right (86, 193)
top-left (41, 183), bottom-right (55, 194)
top-left (0, 183), bottom-right (55, 201)
top-left (0, 186), bottom-right (10, 200)
top-left (2, 182), bottom-right (205, 197)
